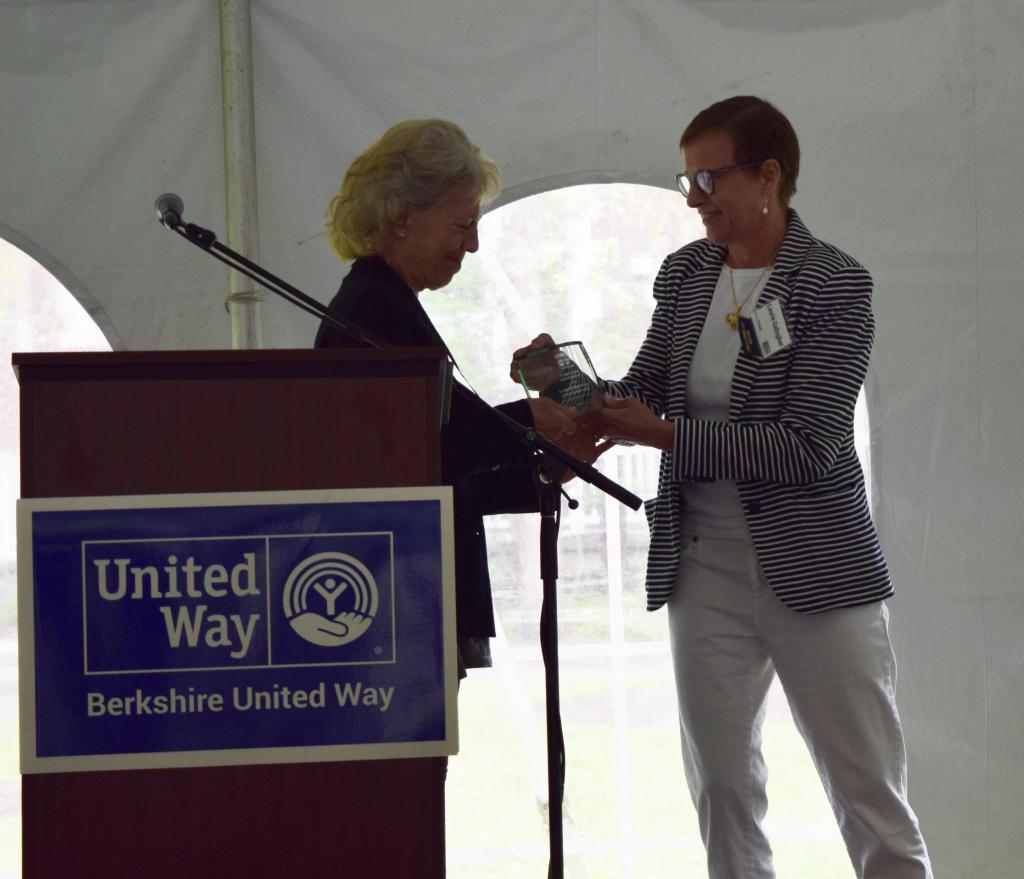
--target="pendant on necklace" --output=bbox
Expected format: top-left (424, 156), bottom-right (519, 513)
top-left (726, 311), bottom-right (740, 331)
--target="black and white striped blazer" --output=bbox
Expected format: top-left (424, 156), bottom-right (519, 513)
top-left (606, 210), bottom-right (893, 614)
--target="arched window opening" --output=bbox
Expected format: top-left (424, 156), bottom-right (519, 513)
top-left (431, 184), bottom-right (868, 878)
top-left (0, 237), bottom-right (110, 877)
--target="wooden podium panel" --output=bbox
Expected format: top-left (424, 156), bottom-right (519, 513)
top-left (15, 348), bottom-right (450, 879)
top-left (16, 348), bottom-right (445, 497)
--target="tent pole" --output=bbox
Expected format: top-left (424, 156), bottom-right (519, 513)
top-left (219, 0), bottom-right (262, 349)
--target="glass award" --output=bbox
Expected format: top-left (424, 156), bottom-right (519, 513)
top-left (512, 340), bottom-right (603, 417)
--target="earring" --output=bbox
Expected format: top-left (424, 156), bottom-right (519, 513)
top-left (762, 200), bottom-right (769, 217)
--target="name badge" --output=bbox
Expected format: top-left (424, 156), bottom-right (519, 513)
top-left (739, 299), bottom-right (792, 359)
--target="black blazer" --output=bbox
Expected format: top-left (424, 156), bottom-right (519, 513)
top-left (315, 256), bottom-right (541, 648)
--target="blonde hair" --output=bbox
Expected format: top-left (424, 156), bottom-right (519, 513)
top-left (325, 118), bottom-right (502, 262)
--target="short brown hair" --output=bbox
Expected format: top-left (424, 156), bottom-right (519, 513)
top-left (680, 96), bottom-right (800, 205)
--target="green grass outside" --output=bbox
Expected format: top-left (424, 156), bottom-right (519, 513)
top-left (447, 656), bottom-right (855, 878)
top-left (0, 673), bottom-right (20, 878)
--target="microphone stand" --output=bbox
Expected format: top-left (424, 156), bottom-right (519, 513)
top-left (166, 216), bottom-right (385, 348)
top-left (158, 203), bottom-right (642, 879)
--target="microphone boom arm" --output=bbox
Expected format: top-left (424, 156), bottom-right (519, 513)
top-left (172, 220), bottom-right (385, 348)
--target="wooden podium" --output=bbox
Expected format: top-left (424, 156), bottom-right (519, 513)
top-left (15, 348), bottom-right (451, 879)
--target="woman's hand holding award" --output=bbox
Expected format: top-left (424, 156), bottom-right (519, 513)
top-left (512, 339), bottom-right (604, 418)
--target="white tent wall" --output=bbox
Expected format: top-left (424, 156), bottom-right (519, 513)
top-left (2, 1), bottom-right (1022, 876)
top-left (0, 1), bottom-right (228, 349)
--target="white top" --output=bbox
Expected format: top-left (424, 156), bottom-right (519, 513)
top-left (680, 264), bottom-right (773, 536)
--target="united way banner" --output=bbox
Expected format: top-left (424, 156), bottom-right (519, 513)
top-left (17, 487), bottom-right (456, 773)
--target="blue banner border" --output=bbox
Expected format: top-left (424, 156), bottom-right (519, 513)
top-left (17, 486), bottom-right (457, 774)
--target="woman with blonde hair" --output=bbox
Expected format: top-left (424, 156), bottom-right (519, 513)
top-left (316, 118), bottom-right (586, 672)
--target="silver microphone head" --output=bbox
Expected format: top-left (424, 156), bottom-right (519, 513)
top-left (154, 193), bottom-right (184, 229)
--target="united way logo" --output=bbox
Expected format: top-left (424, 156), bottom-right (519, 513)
top-left (282, 552), bottom-right (379, 647)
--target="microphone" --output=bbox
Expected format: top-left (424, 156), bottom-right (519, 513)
top-left (154, 193), bottom-right (184, 229)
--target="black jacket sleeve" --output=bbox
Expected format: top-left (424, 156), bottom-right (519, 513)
top-left (440, 391), bottom-right (536, 482)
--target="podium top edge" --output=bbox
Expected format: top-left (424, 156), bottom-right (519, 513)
top-left (12, 347), bottom-right (448, 365)
top-left (11, 347), bottom-right (450, 383)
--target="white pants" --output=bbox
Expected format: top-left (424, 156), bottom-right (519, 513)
top-left (666, 531), bottom-right (932, 879)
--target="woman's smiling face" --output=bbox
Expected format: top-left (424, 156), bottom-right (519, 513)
top-left (681, 129), bottom-right (767, 252)
top-left (389, 187), bottom-right (481, 293)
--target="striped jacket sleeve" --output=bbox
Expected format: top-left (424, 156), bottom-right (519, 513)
top-left (605, 250), bottom-right (696, 415)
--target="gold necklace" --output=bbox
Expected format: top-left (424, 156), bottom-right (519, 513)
top-left (726, 263), bottom-right (773, 331)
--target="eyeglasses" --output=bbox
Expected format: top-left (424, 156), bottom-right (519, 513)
top-left (675, 161), bottom-right (765, 197)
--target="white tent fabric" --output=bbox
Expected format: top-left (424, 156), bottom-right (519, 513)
top-left (3, 1), bottom-right (1023, 875)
